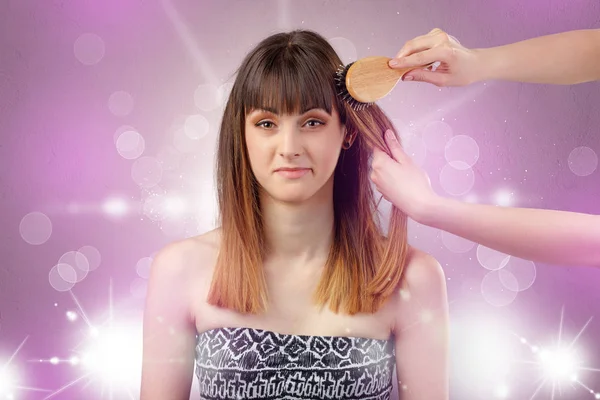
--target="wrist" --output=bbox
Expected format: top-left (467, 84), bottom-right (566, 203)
top-left (471, 47), bottom-right (500, 83)
top-left (412, 195), bottom-right (446, 227)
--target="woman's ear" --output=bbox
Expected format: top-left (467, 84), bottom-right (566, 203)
top-left (346, 130), bottom-right (357, 146)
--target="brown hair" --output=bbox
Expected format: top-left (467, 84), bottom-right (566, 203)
top-left (208, 30), bottom-right (408, 315)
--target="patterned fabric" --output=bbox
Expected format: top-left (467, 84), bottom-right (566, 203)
top-left (195, 327), bottom-right (395, 400)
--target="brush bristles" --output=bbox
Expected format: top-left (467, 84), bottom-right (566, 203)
top-left (335, 63), bottom-right (374, 111)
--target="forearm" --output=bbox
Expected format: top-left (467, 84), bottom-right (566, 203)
top-left (475, 29), bottom-right (600, 85)
top-left (419, 197), bottom-right (600, 268)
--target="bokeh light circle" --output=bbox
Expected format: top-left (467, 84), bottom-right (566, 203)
top-left (173, 127), bottom-right (202, 153)
top-left (19, 212), bottom-right (53, 245)
top-left (194, 83), bottom-right (220, 112)
top-left (439, 162), bottom-right (475, 196)
top-left (131, 157), bottom-right (163, 188)
top-left (130, 278), bottom-right (148, 299)
top-left (402, 133), bottom-right (427, 166)
top-left (328, 37), bottom-right (357, 65)
top-left (78, 245), bottom-right (101, 271)
top-left (108, 91), bottom-right (134, 117)
top-left (423, 120), bottom-right (454, 153)
top-left (156, 145), bottom-right (182, 171)
top-left (142, 193), bottom-right (167, 222)
top-left (445, 135), bottom-right (480, 170)
top-left (116, 130), bottom-right (145, 160)
top-left (217, 82), bottom-right (234, 107)
top-left (136, 257), bottom-right (152, 279)
top-left (441, 230), bottom-right (476, 253)
top-left (49, 264), bottom-right (76, 292)
top-left (499, 257), bottom-right (537, 292)
top-left (57, 262), bottom-right (78, 284)
top-left (74, 33), bottom-right (105, 66)
top-left (568, 146), bottom-right (598, 176)
top-left (481, 269), bottom-right (518, 307)
top-left (58, 251), bottom-right (90, 283)
top-left (477, 245), bottom-right (510, 271)
top-left (114, 125), bottom-right (137, 144)
top-left (184, 115), bottom-right (209, 140)
top-left (460, 277), bottom-right (481, 298)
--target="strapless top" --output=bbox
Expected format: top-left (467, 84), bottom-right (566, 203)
top-left (194, 327), bottom-right (395, 400)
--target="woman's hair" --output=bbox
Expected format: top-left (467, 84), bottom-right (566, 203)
top-left (209, 29), bottom-right (409, 315)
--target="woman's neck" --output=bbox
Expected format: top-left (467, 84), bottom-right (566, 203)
top-left (260, 193), bottom-right (335, 266)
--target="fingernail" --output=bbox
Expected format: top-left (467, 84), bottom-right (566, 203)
top-left (403, 75), bottom-right (413, 81)
top-left (389, 59), bottom-right (400, 67)
top-left (385, 129), bottom-right (396, 141)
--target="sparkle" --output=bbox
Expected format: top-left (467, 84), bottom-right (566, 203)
top-left (35, 281), bottom-right (143, 400)
top-left (102, 197), bottom-right (129, 217)
top-left (0, 337), bottom-right (52, 398)
top-left (66, 310), bottom-right (78, 322)
top-left (515, 307), bottom-right (600, 399)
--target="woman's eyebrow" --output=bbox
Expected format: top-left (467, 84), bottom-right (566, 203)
top-left (304, 108), bottom-right (329, 114)
top-left (246, 108), bottom-right (277, 118)
top-left (257, 107), bottom-right (279, 115)
top-left (249, 107), bottom-right (329, 116)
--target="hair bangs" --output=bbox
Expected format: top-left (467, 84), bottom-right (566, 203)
top-left (242, 49), bottom-right (337, 116)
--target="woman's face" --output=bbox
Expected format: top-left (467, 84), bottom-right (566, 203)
top-left (244, 106), bottom-right (345, 204)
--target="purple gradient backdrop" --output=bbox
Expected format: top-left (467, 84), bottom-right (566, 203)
top-left (1, 0), bottom-right (599, 399)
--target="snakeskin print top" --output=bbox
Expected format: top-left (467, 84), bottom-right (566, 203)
top-left (195, 327), bottom-right (395, 400)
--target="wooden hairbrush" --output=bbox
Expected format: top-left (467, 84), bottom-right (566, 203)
top-left (335, 56), bottom-right (435, 110)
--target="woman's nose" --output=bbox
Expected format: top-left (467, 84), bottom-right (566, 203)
top-left (278, 126), bottom-right (303, 158)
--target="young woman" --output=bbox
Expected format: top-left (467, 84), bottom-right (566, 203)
top-left (140, 30), bottom-right (449, 400)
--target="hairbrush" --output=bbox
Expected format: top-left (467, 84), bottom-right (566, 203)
top-left (335, 56), bottom-right (435, 110)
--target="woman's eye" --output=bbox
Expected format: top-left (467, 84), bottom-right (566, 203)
top-left (305, 119), bottom-right (324, 127)
top-left (257, 121), bottom-right (275, 129)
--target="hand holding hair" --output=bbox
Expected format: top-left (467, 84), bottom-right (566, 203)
top-left (371, 131), bottom-right (600, 268)
top-left (371, 129), bottom-right (437, 221)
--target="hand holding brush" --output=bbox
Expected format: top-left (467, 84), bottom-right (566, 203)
top-left (389, 27), bottom-right (600, 87)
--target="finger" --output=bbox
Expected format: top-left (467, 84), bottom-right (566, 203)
top-left (395, 35), bottom-right (437, 59)
top-left (395, 28), bottom-right (448, 58)
top-left (428, 28), bottom-right (445, 36)
top-left (391, 45), bottom-right (451, 70)
top-left (371, 147), bottom-right (384, 166)
top-left (372, 146), bottom-right (394, 167)
top-left (373, 147), bottom-right (392, 162)
top-left (402, 69), bottom-right (451, 87)
top-left (384, 129), bottom-right (409, 163)
top-left (372, 146), bottom-right (386, 158)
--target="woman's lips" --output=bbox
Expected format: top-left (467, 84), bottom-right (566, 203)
top-left (275, 168), bottom-right (311, 179)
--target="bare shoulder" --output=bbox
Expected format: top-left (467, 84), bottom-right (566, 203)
top-left (149, 228), bottom-right (221, 284)
top-left (391, 246), bottom-right (448, 330)
top-left (141, 230), bottom-right (220, 399)
top-left (402, 246), bottom-right (446, 291)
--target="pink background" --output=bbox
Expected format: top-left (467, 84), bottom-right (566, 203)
top-left (1, 0), bottom-right (599, 399)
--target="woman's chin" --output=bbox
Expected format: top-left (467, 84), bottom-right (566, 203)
top-left (268, 190), bottom-right (315, 205)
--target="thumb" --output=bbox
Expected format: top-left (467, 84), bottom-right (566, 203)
top-left (384, 129), bottom-right (409, 163)
top-left (403, 70), bottom-right (449, 87)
